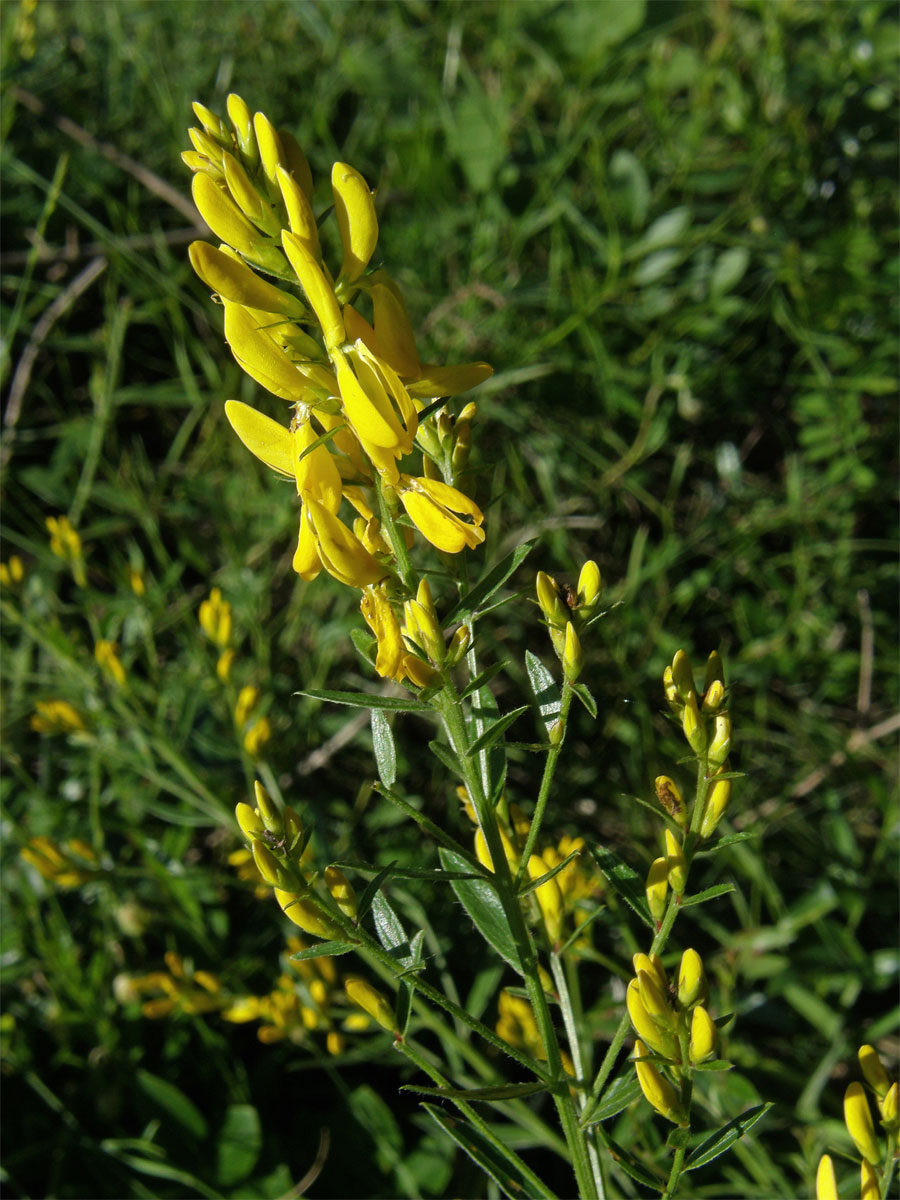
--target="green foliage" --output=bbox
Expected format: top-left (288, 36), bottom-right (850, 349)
top-left (1, 0), bottom-right (897, 1196)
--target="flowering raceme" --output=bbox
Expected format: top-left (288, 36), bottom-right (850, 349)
top-left (184, 96), bottom-right (490, 598)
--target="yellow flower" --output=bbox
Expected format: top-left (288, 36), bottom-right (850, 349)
top-left (46, 515), bottom-right (86, 584)
top-left (844, 1081), bottom-right (881, 1165)
top-left (344, 976), bottom-right (396, 1034)
top-left (199, 587), bottom-right (232, 647)
top-left (332, 162), bottom-right (378, 285)
top-left (860, 1159), bottom-right (879, 1200)
top-left (360, 584), bottom-right (411, 682)
top-left (689, 1005), bottom-right (717, 1062)
top-left (633, 1040), bottom-right (687, 1125)
top-left (645, 857), bottom-right (669, 923)
top-left (0, 556), bottom-right (25, 588)
top-left (244, 717), bottom-right (271, 759)
top-left (20, 836), bottom-right (99, 888)
top-left (30, 699), bottom-right (85, 734)
top-left (398, 475), bottom-right (485, 554)
top-left (814, 1154), bottom-right (838, 1200)
top-left (302, 499), bottom-right (386, 589)
top-left (95, 640), bottom-right (126, 687)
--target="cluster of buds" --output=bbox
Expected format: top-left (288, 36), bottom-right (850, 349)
top-left (661, 649), bottom-right (734, 839)
top-left (114, 951), bottom-right (224, 1019)
top-left (496, 988), bottom-right (575, 1076)
top-left (233, 684), bottom-right (271, 759)
top-left (198, 586), bottom-right (235, 682)
top-left (235, 782), bottom-right (356, 941)
top-left (360, 576), bottom-right (469, 688)
top-left (222, 937), bottom-right (364, 1052)
top-left (30, 698), bottom-right (86, 735)
top-left (628, 949), bottom-right (720, 1125)
top-left (95, 639), bottom-right (126, 688)
top-left (184, 95), bottom-right (490, 595)
top-left (0, 555), bottom-right (25, 589)
top-left (46, 515), bottom-right (86, 586)
top-left (535, 560), bottom-right (602, 685)
top-left (460, 789), bottom-right (600, 950)
top-left (20, 836), bottom-right (101, 888)
top-left (816, 1044), bottom-right (898, 1200)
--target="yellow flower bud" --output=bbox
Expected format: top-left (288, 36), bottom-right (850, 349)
top-left (626, 980), bottom-right (678, 1060)
top-left (636, 969), bottom-right (673, 1029)
top-left (689, 1005), bottom-right (717, 1062)
top-left (226, 93), bottom-right (256, 162)
top-left (858, 1044), bottom-right (891, 1099)
top-left (252, 839), bottom-right (290, 888)
top-left (646, 857), bottom-right (669, 923)
top-left (244, 717), bottom-right (271, 759)
top-left (324, 866), bottom-right (357, 920)
top-left (527, 854), bottom-right (564, 945)
top-left (234, 684), bottom-right (260, 728)
top-left (189, 241), bottom-right (305, 317)
top-left (664, 828), bottom-right (687, 895)
top-left (815, 1154), bottom-right (838, 1200)
top-left (663, 665), bottom-right (681, 712)
top-left (216, 648), bottom-right (235, 683)
top-left (860, 1159), bottom-right (879, 1200)
top-left (671, 650), bottom-right (695, 702)
top-left (682, 692), bottom-right (706, 754)
top-left (235, 802), bottom-right (264, 840)
top-left (192, 101), bottom-right (229, 144)
top-left (275, 891), bottom-right (342, 939)
top-left (707, 711), bottom-right (731, 767)
top-left (700, 771), bottom-right (732, 839)
top-left (345, 976), bottom-right (397, 1035)
top-left (702, 679), bottom-right (725, 712)
top-left (576, 560), bottom-right (602, 616)
top-left (446, 624), bottom-right (470, 666)
top-left (633, 953), bottom-right (666, 991)
top-left (677, 949), bottom-right (708, 1009)
top-left (199, 587), bottom-right (232, 647)
top-left (252, 110), bottom-right (285, 185)
top-left (327, 1031), bottom-right (345, 1056)
top-left (536, 573), bottom-right (568, 647)
top-left (655, 775), bottom-right (687, 828)
top-left (95, 640), bottom-right (126, 687)
top-left (881, 1081), bottom-right (898, 1126)
top-left (844, 1081), bottom-right (881, 1165)
top-left (0, 555), bottom-right (24, 588)
top-left (563, 622), bottom-right (583, 683)
top-left (633, 1040), bottom-right (687, 1125)
top-left (254, 781), bottom-right (282, 834)
top-left (332, 162), bottom-right (379, 284)
top-left (281, 232), bottom-right (346, 352)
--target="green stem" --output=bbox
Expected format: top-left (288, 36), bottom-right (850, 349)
top-left (436, 677), bottom-right (599, 1199)
top-left (515, 683), bottom-right (574, 889)
top-left (661, 1144), bottom-right (687, 1200)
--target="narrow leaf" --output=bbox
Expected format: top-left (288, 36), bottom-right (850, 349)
top-left (439, 848), bottom-right (523, 973)
top-left (404, 1081), bottom-right (547, 1101)
top-left (460, 660), bottom-right (507, 700)
top-left (429, 739), bottom-right (465, 781)
top-left (583, 1071), bottom-right (643, 1123)
top-left (468, 706), bottom-right (529, 756)
top-left (445, 541), bottom-right (536, 624)
top-left (590, 843), bottom-right (654, 927)
top-left (571, 681), bottom-right (598, 718)
top-left (289, 940), bottom-right (357, 961)
top-left (684, 1102), bottom-right (773, 1171)
top-left (525, 650), bottom-right (561, 732)
top-left (370, 708), bottom-right (396, 787)
top-left (518, 846), bottom-right (581, 897)
top-left (592, 1125), bottom-right (664, 1189)
top-left (679, 883), bottom-right (736, 908)
top-left (297, 688), bottom-right (430, 712)
top-left (371, 891), bottom-right (414, 966)
top-left (356, 862), bottom-right (398, 923)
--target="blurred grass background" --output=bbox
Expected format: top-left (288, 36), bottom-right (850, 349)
top-left (1, 0), bottom-right (897, 1196)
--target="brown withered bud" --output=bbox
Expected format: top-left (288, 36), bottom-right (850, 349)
top-left (655, 776), bottom-right (687, 829)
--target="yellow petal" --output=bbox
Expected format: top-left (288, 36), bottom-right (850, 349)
top-left (293, 421), bottom-right (342, 509)
top-left (407, 361), bottom-right (493, 401)
top-left (192, 173), bottom-right (259, 255)
top-left (224, 400), bottom-right (295, 477)
top-left (222, 151), bottom-right (278, 232)
top-left (371, 273), bottom-right (421, 378)
top-left (400, 485), bottom-right (485, 554)
top-left (276, 165), bottom-right (319, 251)
top-left (305, 499), bottom-right (386, 588)
top-left (333, 350), bottom-right (403, 450)
top-left (292, 512), bottom-right (322, 580)
top-left (352, 342), bottom-right (417, 447)
top-left (332, 162), bottom-right (378, 283)
top-left (223, 302), bottom-right (311, 399)
top-left (253, 111), bottom-right (284, 184)
top-left (277, 127), bottom-right (314, 199)
top-left (189, 242), bottom-right (306, 318)
top-left (281, 232), bottom-right (345, 351)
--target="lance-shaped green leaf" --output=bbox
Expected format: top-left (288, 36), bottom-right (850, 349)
top-left (467, 706), bottom-right (529, 756)
top-left (289, 940), bottom-right (357, 962)
top-left (370, 708), bottom-right (396, 788)
top-left (371, 891), bottom-right (415, 966)
top-left (591, 1124), bottom-right (665, 1190)
top-left (583, 1071), bottom-right (643, 1123)
top-left (297, 688), bottom-right (431, 712)
top-left (684, 1102), bottom-right (773, 1171)
top-left (679, 883), bottom-right (736, 908)
top-left (460, 660), bottom-right (507, 700)
top-left (525, 650), bottom-right (561, 734)
top-left (571, 681), bottom-right (597, 718)
top-left (445, 541), bottom-right (536, 624)
top-left (429, 739), bottom-right (465, 781)
top-left (404, 1081), bottom-right (548, 1101)
top-left (590, 843), bottom-right (654, 928)
top-left (355, 861), bottom-right (398, 924)
top-left (439, 848), bottom-right (523, 973)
